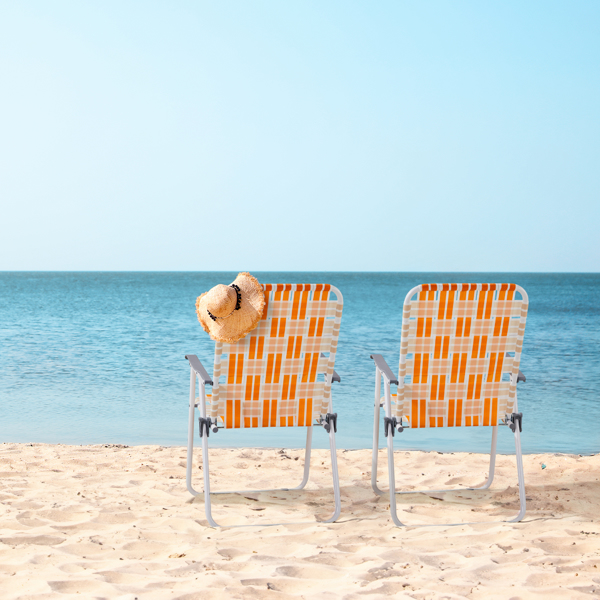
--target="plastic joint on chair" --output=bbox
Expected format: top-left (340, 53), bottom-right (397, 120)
top-left (509, 413), bottom-right (523, 433)
top-left (322, 413), bottom-right (337, 433)
top-left (384, 416), bottom-right (401, 437)
top-left (198, 417), bottom-right (212, 438)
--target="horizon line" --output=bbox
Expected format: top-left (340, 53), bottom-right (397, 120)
top-left (1, 270), bottom-right (599, 275)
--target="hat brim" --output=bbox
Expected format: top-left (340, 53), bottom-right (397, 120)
top-left (196, 272), bottom-right (266, 344)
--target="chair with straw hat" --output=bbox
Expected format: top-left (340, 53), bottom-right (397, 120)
top-left (370, 283), bottom-right (529, 526)
top-left (185, 273), bottom-right (343, 526)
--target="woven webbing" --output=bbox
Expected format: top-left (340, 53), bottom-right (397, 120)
top-left (208, 284), bottom-right (343, 428)
top-left (394, 283), bottom-right (528, 428)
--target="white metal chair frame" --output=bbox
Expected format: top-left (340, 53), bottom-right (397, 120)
top-left (370, 284), bottom-right (528, 527)
top-left (185, 284), bottom-right (343, 528)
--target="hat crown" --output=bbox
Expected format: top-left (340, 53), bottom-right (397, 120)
top-left (204, 284), bottom-right (237, 318)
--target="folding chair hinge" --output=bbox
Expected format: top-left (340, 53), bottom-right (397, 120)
top-left (509, 412), bottom-right (523, 433)
top-left (199, 417), bottom-right (214, 438)
top-left (322, 413), bottom-right (337, 433)
top-left (384, 416), bottom-right (403, 437)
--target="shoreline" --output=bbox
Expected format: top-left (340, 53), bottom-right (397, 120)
top-left (1, 443), bottom-right (599, 598)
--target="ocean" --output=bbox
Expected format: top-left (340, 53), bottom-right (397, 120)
top-left (1, 272), bottom-right (599, 454)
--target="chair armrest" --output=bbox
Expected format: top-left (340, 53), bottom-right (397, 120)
top-left (517, 370), bottom-right (526, 383)
top-left (320, 353), bottom-right (341, 383)
top-left (370, 354), bottom-right (399, 385)
top-left (185, 355), bottom-right (213, 385)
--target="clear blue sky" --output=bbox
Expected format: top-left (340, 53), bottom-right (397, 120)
top-left (1, 1), bottom-right (598, 271)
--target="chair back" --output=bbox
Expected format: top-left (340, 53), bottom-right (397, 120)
top-left (395, 283), bottom-right (528, 428)
top-left (208, 284), bottom-right (343, 429)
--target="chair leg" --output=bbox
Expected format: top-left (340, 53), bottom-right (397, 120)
top-left (386, 423), bottom-right (405, 527)
top-left (476, 425), bottom-right (498, 490)
top-left (371, 368), bottom-right (385, 496)
top-left (507, 422), bottom-right (526, 523)
top-left (186, 368), bottom-right (201, 497)
top-left (321, 423), bottom-right (341, 523)
top-left (290, 427), bottom-right (313, 490)
top-left (200, 430), bottom-right (220, 527)
top-left (185, 370), bottom-right (221, 527)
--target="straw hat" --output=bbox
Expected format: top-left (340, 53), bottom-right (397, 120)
top-left (196, 272), bottom-right (265, 343)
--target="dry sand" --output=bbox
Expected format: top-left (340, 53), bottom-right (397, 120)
top-left (1, 443), bottom-right (599, 599)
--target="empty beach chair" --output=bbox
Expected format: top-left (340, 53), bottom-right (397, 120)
top-left (186, 283), bottom-right (343, 526)
top-left (370, 283), bottom-right (528, 525)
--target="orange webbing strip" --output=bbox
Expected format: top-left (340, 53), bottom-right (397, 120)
top-left (467, 375), bottom-right (475, 399)
top-left (234, 398), bottom-right (241, 428)
top-left (309, 352), bottom-right (319, 382)
top-left (459, 353), bottom-right (467, 383)
top-left (301, 354), bottom-right (311, 383)
top-left (226, 399), bottom-right (233, 427)
top-left (236, 355), bottom-right (243, 384)
top-left (316, 317), bottom-right (325, 337)
top-left (414, 354), bottom-right (422, 383)
top-left (487, 353), bottom-right (497, 382)
top-left (456, 399), bottom-right (462, 426)
top-left (421, 354), bottom-right (429, 383)
top-left (493, 317), bottom-right (502, 337)
top-left (431, 375), bottom-right (438, 400)
top-left (228, 354), bottom-right (236, 384)
top-left (446, 290), bottom-right (455, 319)
top-left (479, 335), bottom-right (487, 358)
top-left (448, 399), bottom-right (455, 426)
top-left (291, 291), bottom-right (300, 319)
top-left (270, 400), bottom-right (277, 427)
top-left (298, 398), bottom-right (306, 426)
top-left (419, 399), bottom-right (426, 428)
top-left (494, 353), bottom-right (504, 382)
top-left (266, 353), bottom-right (274, 383)
top-left (286, 336), bottom-right (294, 359)
top-left (299, 291), bottom-right (309, 319)
top-left (450, 354), bottom-right (460, 383)
top-left (273, 354), bottom-right (282, 384)
top-left (437, 290), bottom-right (447, 319)
top-left (305, 398), bottom-right (312, 425)
top-left (483, 398), bottom-right (490, 426)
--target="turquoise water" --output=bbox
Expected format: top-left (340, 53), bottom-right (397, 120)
top-left (1, 272), bottom-right (599, 454)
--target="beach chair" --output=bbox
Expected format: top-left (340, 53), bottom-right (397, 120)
top-left (370, 283), bottom-right (528, 526)
top-left (185, 283), bottom-right (343, 527)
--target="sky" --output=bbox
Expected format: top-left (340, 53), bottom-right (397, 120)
top-left (0, 1), bottom-right (599, 272)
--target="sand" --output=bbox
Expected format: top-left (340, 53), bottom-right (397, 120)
top-left (1, 443), bottom-right (599, 599)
